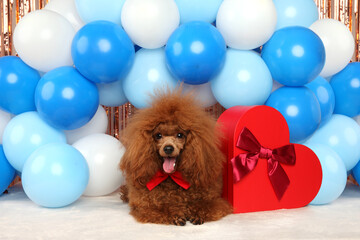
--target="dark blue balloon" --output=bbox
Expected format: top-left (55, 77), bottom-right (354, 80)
top-left (0, 56), bottom-right (40, 115)
top-left (134, 45), bottom-right (142, 52)
top-left (72, 20), bottom-right (135, 84)
top-left (262, 26), bottom-right (325, 86)
top-left (35, 66), bottom-right (99, 130)
top-left (306, 76), bottom-right (335, 126)
top-left (352, 160), bottom-right (360, 185)
top-left (165, 21), bottom-right (226, 85)
top-left (0, 145), bottom-right (15, 196)
top-left (330, 62), bottom-right (360, 117)
top-left (253, 47), bottom-right (262, 54)
top-left (266, 86), bottom-right (321, 143)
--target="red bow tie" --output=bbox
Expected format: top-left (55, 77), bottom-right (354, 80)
top-left (231, 127), bottom-right (296, 200)
top-left (146, 170), bottom-right (190, 191)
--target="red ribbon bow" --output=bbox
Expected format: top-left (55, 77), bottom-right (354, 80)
top-left (146, 170), bottom-right (190, 191)
top-left (231, 127), bottom-right (296, 200)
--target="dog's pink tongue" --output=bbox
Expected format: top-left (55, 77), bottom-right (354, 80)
top-left (163, 157), bottom-right (176, 174)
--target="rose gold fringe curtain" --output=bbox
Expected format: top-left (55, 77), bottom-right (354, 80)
top-left (315, 0), bottom-right (360, 61)
top-left (1, 0), bottom-right (359, 139)
top-left (0, 0), bottom-right (47, 56)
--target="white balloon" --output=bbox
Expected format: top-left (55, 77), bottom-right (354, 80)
top-left (45, 0), bottom-right (85, 31)
top-left (121, 0), bottom-right (180, 49)
top-left (182, 82), bottom-right (217, 108)
top-left (73, 134), bottom-right (125, 196)
top-left (216, 0), bottom-right (277, 50)
top-left (310, 19), bottom-right (355, 78)
top-left (13, 9), bottom-right (76, 72)
top-left (0, 110), bottom-right (12, 144)
top-left (65, 106), bottom-right (108, 144)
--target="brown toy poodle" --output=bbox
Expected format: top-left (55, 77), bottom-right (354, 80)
top-left (119, 89), bottom-right (232, 225)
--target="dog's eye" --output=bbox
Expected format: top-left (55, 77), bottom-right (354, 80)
top-left (155, 133), bottom-right (162, 140)
top-left (177, 133), bottom-right (184, 139)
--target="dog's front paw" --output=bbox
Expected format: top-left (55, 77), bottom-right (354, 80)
top-left (172, 216), bottom-right (187, 226)
top-left (189, 216), bottom-right (205, 225)
top-left (119, 185), bottom-right (129, 203)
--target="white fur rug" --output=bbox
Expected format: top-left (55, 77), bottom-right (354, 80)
top-left (1, 183), bottom-right (360, 240)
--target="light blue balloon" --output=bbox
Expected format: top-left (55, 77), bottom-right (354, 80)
top-left (75, 0), bottom-right (125, 25)
top-left (22, 143), bottom-right (89, 208)
top-left (273, 0), bottom-right (319, 30)
top-left (306, 114), bottom-right (360, 171)
top-left (306, 143), bottom-right (347, 205)
top-left (306, 76), bottom-right (335, 126)
top-left (174, 0), bottom-right (222, 24)
top-left (2, 112), bottom-right (66, 172)
top-left (97, 80), bottom-right (128, 107)
top-left (210, 49), bottom-right (273, 109)
top-left (122, 48), bottom-right (179, 109)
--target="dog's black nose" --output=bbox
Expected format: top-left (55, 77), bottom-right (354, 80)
top-left (164, 145), bottom-right (174, 154)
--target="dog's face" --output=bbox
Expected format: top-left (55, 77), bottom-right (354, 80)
top-left (152, 122), bottom-right (188, 174)
top-left (120, 91), bottom-right (225, 188)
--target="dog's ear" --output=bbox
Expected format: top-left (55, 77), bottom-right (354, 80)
top-left (120, 129), bottom-right (159, 189)
top-left (180, 128), bottom-right (225, 188)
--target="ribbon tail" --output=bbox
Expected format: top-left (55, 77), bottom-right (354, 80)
top-left (267, 158), bottom-right (290, 200)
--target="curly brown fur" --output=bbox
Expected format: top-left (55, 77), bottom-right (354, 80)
top-left (119, 89), bottom-right (232, 225)
top-left (119, 185), bottom-right (129, 203)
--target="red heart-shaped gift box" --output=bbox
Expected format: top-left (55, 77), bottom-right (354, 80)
top-left (217, 105), bottom-right (322, 213)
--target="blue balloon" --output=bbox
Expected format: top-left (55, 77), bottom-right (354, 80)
top-left (352, 160), bottom-right (360, 185)
top-left (306, 143), bottom-right (347, 205)
top-left (75, 0), bottom-right (125, 25)
top-left (165, 21), bottom-right (226, 85)
top-left (211, 49), bottom-right (273, 109)
top-left (174, 0), bottom-right (222, 24)
top-left (22, 143), bottom-right (89, 208)
top-left (0, 56), bottom-right (40, 115)
top-left (273, 0), bottom-right (319, 30)
top-left (0, 145), bottom-right (15, 196)
top-left (261, 26), bottom-right (325, 86)
top-left (2, 111), bottom-right (66, 172)
top-left (306, 114), bottom-right (360, 171)
top-left (35, 67), bottom-right (99, 130)
top-left (72, 20), bottom-right (135, 84)
top-left (306, 76), bottom-right (335, 126)
top-left (96, 80), bottom-right (128, 107)
top-left (330, 62), bottom-right (360, 117)
top-left (266, 86), bottom-right (321, 143)
top-left (122, 48), bottom-right (179, 109)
